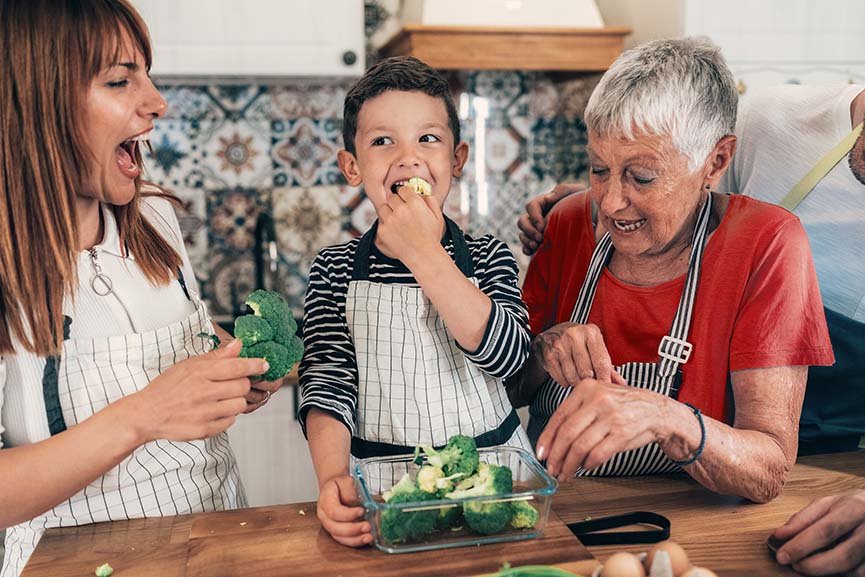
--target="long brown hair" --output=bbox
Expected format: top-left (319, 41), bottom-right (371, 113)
top-left (0, 0), bottom-right (182, 356)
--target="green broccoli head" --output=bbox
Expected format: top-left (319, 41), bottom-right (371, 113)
top-left (435, 503), bottom-right (463, 530)
top-left (240, 341), bottom-right (291, 381)
top-left (380, 474), bottom-right (438, 543)
top-left (245, 290), bottom-right (297, 344)
top-left (446, 463), bottom-right (514, 535)
top-left (286, 333), bottom-right (304, 368)
top-left (234, 314), bottom-right (274, 347)
top-left (417, 435), bottom-right (479, 478)
top-left (509, 499), bottom-right (539, 529)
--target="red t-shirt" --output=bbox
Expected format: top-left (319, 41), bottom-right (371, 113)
top-left (522, 192), bottom-right (835, 424)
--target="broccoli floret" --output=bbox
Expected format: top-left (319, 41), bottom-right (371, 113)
top-left (509, 499), bottom-right (539, 529)
top-left (417, 466), bottom-right (445, 494)
top-left (435, 503), bottom-right (463, 530)
top-left (416, 435), bottom-right (479, 477)
top-left (286, 333), bottom-right (304, 368)
top-left (240, 341), bottom-right (291, 381)
top-left (380, 473), bottom-right (438, 543)
top-left (233, 314), bottom-right (274, 347)
top-left (94, 563), bottom-right (114, 577)
top-left (446, 463), bottom-right (513, 535)
top-left (245, 289), bottom-right (297, 345)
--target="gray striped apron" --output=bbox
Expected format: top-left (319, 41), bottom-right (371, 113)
top-left (2, 278), bottom-right (246, 577)
top-left (528, 193), bottom-right (713, 476)
top-left (346, 217), bottom-right (530, 459)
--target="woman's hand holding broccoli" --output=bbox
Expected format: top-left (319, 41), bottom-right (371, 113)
top-left (126, 339), bottom-right (268, 443)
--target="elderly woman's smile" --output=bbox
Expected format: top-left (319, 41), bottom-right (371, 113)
top-left (588, 131), bottom-right (704, 266)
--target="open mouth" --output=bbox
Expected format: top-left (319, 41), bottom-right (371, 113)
top-left (613, 218), bottom-right (647, 232)
top-left (115, 131), bottom-right (151, 179)
top-left (390, 177), bottom-right (432, 195)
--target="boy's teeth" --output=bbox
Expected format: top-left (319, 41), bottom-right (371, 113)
top-left (614, 219), bottom-right (646, 232)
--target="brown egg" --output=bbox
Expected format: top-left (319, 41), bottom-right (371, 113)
top-left (646, 541), bottom-right (690, 576)
top-left (681, 568), bottom-right (718, 577)
top-left (602, 552), bottom-right (647, 577)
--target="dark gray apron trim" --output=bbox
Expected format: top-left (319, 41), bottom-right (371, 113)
top-left (350, 409), bottom-right (520, 459)
top-left (42, 315), bottom-right (72, 436)
top-left (351, 215), bottom-right (474, 281)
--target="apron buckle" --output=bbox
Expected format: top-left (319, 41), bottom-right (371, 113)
top-left (658, 335), bottom-right (693, 364)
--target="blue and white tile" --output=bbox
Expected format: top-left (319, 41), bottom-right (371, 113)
top-left (201, 120), bottom-right (272, 189)
top-left (346, 189), bottom-right (377, 237)
top-left (207, 250), bottom-right (257, 321)
top-left (206, 85), bottom-right (269, 121)
top-left (206, 187), bottom-right (271, 252)
top-left (468, 71), bottom-right (528, 113)
top-left (269, 83), bottom-right (351, 120)
top-left (158, 85), bottom-right (225, 125)
top-left (271, 118), bottom-right (344, 187)
top-left (272, 185), bottom-right (355, 273)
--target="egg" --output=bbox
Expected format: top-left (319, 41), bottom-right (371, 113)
top-left (681, 568), bottom-right (718, 577)
top-left (646, 541), bottom-right (690, 576)
top-left (602, 552), bottom-right (647, 577)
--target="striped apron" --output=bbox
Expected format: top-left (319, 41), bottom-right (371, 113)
top-left (346, 217), bottom-right (531, 459)
top-left (3, 281), bottom-right (246, 577)
top-left (528, 194), bottom-right (714, 476)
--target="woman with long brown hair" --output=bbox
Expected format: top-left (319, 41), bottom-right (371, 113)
top-left (0, 1), bottom-right (277, 574)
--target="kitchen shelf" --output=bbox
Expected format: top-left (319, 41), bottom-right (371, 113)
top-left (379, 25), bottom-right (631, 71)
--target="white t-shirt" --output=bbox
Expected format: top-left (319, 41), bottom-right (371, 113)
top-left (0, 196), bottom-right (200, 448)
top-left (721, 84), bottom-right (865, 322)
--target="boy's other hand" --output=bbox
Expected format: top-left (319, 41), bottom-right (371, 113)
top-left (517, 182), bottom-right (586, 255)
top-left (377, 184), bottom-right (445, 267)
top-left (317, 474), bottom-right (372, 547)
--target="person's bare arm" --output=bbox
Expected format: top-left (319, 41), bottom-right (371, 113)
top-left (538, 365), bottom-right (805, 503)
top-left (660, 365), bottom-right (806, 503)
top-left (0, 340), bottom-right (264, 529)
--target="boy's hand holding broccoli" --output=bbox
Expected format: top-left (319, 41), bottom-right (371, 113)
top-left (376, 178), bottom-right (446, 270)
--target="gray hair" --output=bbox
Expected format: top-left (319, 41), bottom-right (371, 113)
top-left (584, 37), bottom-right (738, 172)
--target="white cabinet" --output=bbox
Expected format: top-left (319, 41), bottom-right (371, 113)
top-left (133, 0), bottom-right (365, 78)
top-left (596, 0), bottom-right (865, 101)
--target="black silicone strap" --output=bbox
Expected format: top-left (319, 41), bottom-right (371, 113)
top-left (567, 511), bottom-right (671, 545)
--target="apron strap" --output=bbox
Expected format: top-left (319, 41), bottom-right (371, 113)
top-left (350, 409), bottom-right (520, 459)
top-left (779, 121), bottom-right (863, 212)
top-left (351, 216), bottom-right (474, 281)
top-left (568, 193), bottom-right (714, 377)
top-left (42, 315), bottom-right (72, 436)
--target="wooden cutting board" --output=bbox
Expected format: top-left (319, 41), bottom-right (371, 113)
top-left (22, 503), bottom-right (597, 577)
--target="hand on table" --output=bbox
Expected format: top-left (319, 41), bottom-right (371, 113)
top-left (774, 489), bottom-right (865, 576)
top-left (317, 474), bottom-right (372, 547)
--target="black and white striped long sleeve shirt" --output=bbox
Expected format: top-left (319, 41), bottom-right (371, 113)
top-left (298, 231), bottom-right (530, 437)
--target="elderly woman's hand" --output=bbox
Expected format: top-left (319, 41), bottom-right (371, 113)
top-left (536, 377), bottom-right (671, 477)
top-left (533, 322), bottom-right (616, 387)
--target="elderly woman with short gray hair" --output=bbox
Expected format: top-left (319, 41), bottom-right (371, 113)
top-left (509, 38), bottom-right (834, 502)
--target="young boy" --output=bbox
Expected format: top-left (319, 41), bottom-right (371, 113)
top-left (298, 56), bottom-right (531, 547)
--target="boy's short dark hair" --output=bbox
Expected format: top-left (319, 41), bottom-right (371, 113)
top-left (342, 56), bottom-right (461, 155)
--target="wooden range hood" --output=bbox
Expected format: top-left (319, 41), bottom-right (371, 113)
top-left (379, 25), bottom-right (631, 71)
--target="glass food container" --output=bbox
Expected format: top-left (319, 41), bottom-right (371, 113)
top-left (353, 446), bottom-right (558, 553)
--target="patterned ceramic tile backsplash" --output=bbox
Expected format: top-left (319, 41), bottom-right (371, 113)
top-left (144, 72), bottom-right (598, 322)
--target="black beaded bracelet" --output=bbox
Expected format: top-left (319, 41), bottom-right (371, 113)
top-left (671, 402), bottom-right (706, 467)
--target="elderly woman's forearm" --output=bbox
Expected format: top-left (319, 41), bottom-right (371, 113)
top-left (682, 421), bottom-right (792, 503)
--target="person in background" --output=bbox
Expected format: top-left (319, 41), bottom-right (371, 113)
top-left (507, 37), bottom-right (833, 502)
top-left (0, 2), bottom-right (278, 575)
top-left (517, 80), bottom-right (865, 577)
top-left (299, 56), bottom-right (532, 547)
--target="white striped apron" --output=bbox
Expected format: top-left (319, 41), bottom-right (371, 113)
top-left (528, 194), bottom-right (714, 476)
top-left (3, 282), bottom-right (246, 577)
top-left (346, 217), bottom-right (530, 459)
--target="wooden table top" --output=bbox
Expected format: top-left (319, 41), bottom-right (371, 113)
top-left (21, 452), bottom-right (863, 577)
top-left (555, 451), bottom-right (865, 576)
